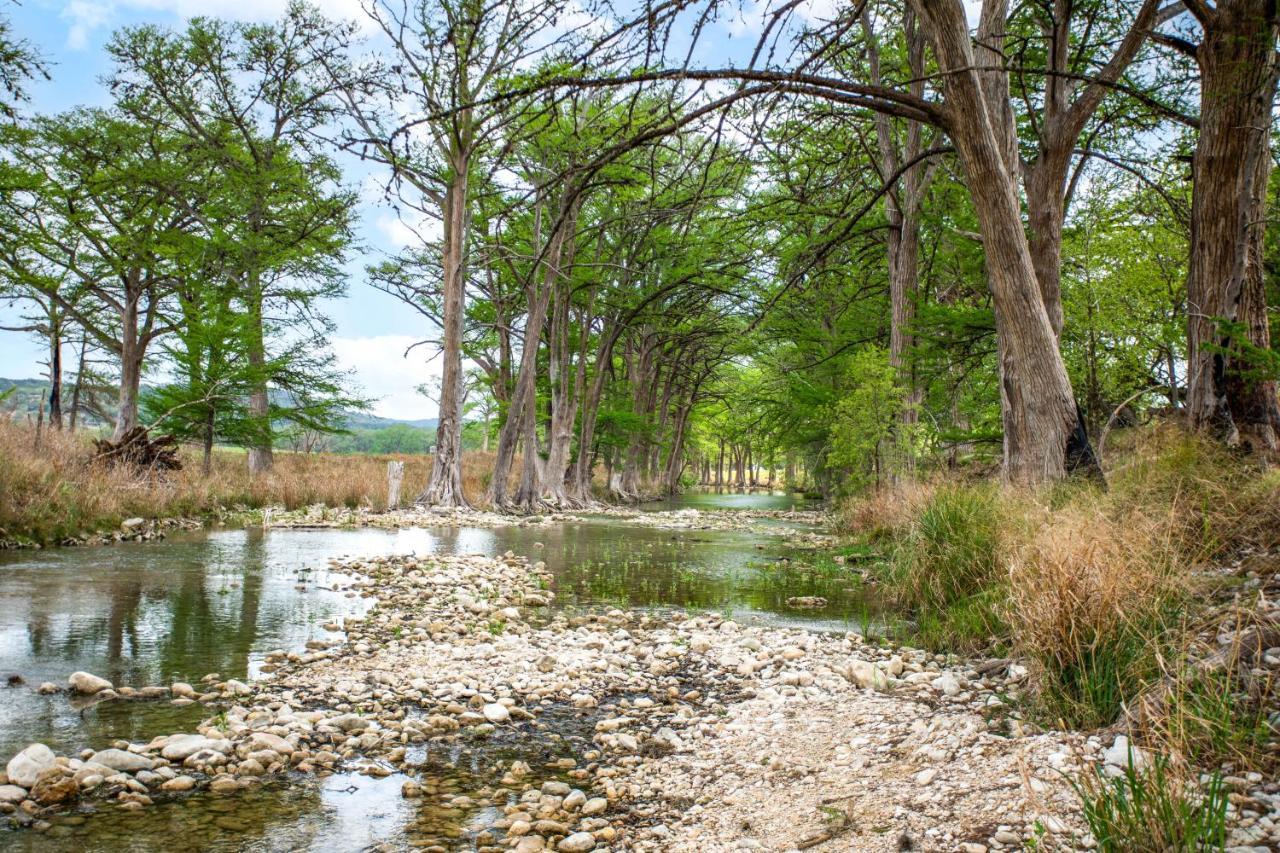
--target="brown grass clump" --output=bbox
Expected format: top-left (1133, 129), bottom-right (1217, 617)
top-left (1006, 507), bottom-right (1189, 728)
top-left (1104, 423), bottom-right (1280, 562)
top-left (836, 477), bottom-right (937, 542)
top-left (0, 421), bottom-right (496, 544)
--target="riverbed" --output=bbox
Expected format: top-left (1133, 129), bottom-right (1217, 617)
top-left (0, 490), bottom-right (894, 851)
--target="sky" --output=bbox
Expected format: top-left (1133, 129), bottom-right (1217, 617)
top-left (0, 0), bottom-right (907, 420)
top-left (0, 0), bottom-right (448, 420)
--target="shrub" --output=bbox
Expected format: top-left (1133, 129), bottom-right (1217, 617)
top-left (836, 479), bottom-right (934, 543)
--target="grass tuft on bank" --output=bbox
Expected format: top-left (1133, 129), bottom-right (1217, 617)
top-left (842, 427), bottom-right (1276, 718)
top-left (837, 425), bottom-right (1280, 848)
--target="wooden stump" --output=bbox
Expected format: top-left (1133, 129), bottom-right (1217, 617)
top-left (387, 460), bottom-right (405, 509)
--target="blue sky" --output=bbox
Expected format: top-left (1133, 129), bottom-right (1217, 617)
top-left (0, 0), bottom-right (831, 419)
top-left (0, 0), bottom-right (453, 419)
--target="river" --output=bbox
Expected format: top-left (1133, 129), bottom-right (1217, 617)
top-left (0, 491), bottom-right (882, 851)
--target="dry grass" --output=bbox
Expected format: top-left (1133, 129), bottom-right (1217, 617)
top-left (1104, 424), bottom-right (1280, 562)
top-left (0, 421), bottom-right (496, 544)
top-left (835, 425), bottom-right (1278, 728)
top-left (1006, 507), bottom-right (1189, 727)
top-left (1135, 609), bottom-right (1280, 775)
top-left (835, 477), bottom-right (938, 541)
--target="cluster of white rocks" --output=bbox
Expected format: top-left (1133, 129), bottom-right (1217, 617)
top-left (4, 542), bottom-right (1277, 851)
top-left (260, 504), bottom-right (571, 531)
top-left (585, 507), bottom-right (827, 535)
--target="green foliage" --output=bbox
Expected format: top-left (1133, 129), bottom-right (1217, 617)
top-left (329, 424), bottom-right (436, 455)
top-left (1072, 754), bottom-right (1228, 853)
top-left (826, 347), bottom-right (904, 492)
top-left (885, 484), bottom-right (1008, 651)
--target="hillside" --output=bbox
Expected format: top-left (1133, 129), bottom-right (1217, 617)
top-left (0, 378), bottom-right (437, 435)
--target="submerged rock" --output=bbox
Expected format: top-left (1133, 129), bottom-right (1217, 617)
top-left (785, 596), bottom-right (827, 609)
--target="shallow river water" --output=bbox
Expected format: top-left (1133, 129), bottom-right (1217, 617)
top-left (0, 491), bottom-right (872, 851)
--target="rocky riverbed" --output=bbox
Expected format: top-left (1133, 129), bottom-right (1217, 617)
top-left (3, 528), bottom-right (1278, 850)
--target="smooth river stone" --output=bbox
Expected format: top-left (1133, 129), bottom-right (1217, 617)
top-left (6, 743), bottom-right (55, 788)
top-left (68, 671), bottom-right (113, 694)
top-left (89, 749), bottom-right (155, 773)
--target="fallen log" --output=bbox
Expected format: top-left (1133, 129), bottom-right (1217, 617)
top-left (92, 427), bottom-right (182, 471)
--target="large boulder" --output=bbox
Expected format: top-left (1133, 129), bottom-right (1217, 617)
top-left (68, 671), bottom-right (112, 695)
top-left (90, 749), bottom-right (155, 774)
top-left (6, 743), bottom-right (55, 788)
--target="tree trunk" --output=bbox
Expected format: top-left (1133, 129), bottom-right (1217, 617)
top-left (535, 203), bottom-right (584, 507)
top-left (866, 7), bottom-right (930, 449)
top-left (113, 284), bottom-right (142, 441)
top-left (418, 161), bottom-right (471, 506)
top-left (245, 281), bottom-right (274, 475)
top-left (203, 409), bottom-right (215, 475)
top-left (568, 320), bottom-right (620, 503)
top-left (47, 312), bottom-right (62, 430)
top-left (489, 192), bottom-right (571, 507)
top-left (69, 335), bottom-right (87, 433)
top-left (914, 0), bottom-right (1090, 483)
top-left (1185, 0), bottom-right (1280, 452)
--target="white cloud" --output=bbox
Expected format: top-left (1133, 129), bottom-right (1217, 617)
top-left (375, 208), bottom-right (442, 250)
top-left (63, 0), bottom-right (113, 50)
top-left (58, 0), bottom-right (374, 51)
top-left (331, 334), bottom-right (441, 421)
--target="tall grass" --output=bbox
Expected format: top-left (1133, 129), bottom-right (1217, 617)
top-left (1072, 751), bottom-right (1229, 853)
top-left (0, 421), bottom-right (496, 544)
top-left (1138, 611), bottom-right (1280, 775)
top-left (837, 424), bottom-right (1277, 730)
top-left (1104, 424), bottom-right (1280, 562)
top-left (883, 483), bottom-right (1013, 651)
top-left (1006, 508), bottom-right (1187, 728)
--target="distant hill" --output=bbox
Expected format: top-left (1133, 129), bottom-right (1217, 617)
top-left (0, 378), bottom-right (438, 432)
top-left (342, 411), bottom-right (439, 431)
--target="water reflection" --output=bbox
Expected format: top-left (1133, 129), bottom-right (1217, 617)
top-left (0, 501), bottom-right (886, 851)
top-left (639, 487), bottom-right (820, 513)
top-left (0, 519), bottom-right (876, 760)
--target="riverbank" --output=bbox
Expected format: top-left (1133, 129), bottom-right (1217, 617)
top-left (0, 550), bottom-right (1091, 850)
top-left (4, 542), bottom-right (1276, 850)
top-left (0, 421), bottom-right (495, 548)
